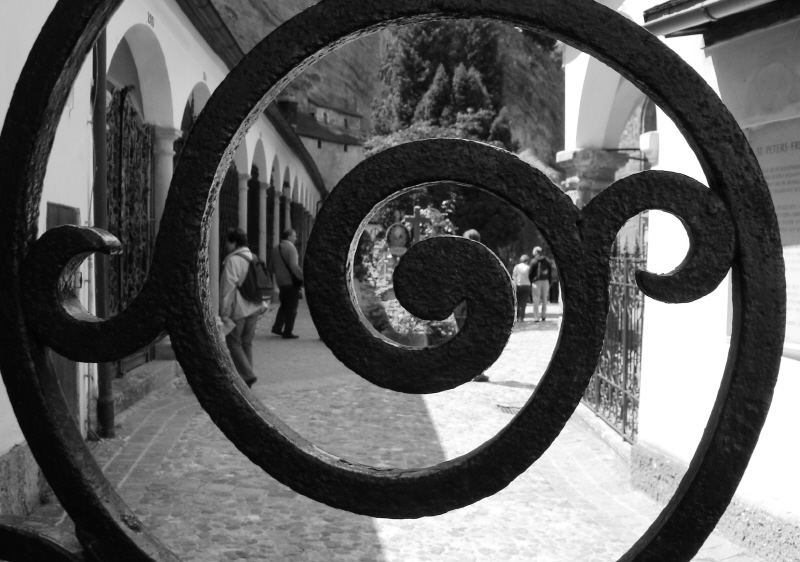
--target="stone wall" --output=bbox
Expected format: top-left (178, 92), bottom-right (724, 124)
top-left (632, 442), bottom-right (800, 561)
top-left (0, 444), bottom-right (44, 516)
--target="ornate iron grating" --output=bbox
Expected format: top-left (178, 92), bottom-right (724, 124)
top-left (0, 0), bottom-right (785, 560)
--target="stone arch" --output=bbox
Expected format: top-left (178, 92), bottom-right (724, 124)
top-left (290, 177), bottom-right (304, 257)
top-left (604, 79), bottom-right (648, 148)
top-left (175, 82), bottom-right (212, 167)
top-left (268, 154), bottom-right (281, 250)
top-left (280, 165), bottom-right (292, 233)
top-left (574, 56), bottom-right (626, 148)
top-left (109, 23), bottom-right (173, 127)
top-left (180, 82), bottom-right (211, 131)
top-left (108, 23), bottom-right (176, 248)
top-left (248, 139), bottom-right (268, 256)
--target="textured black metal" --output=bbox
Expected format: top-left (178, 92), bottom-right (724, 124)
top-left (0, 0), bottom-right (785, 561)
top-left (0, 516), bottom-right (84, 561)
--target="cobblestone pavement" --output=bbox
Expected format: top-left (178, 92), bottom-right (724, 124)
top-left (30, 302), bottom-right (764, 561)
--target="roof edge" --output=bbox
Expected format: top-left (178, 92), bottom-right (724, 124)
top-left (173, 0), bottom-right (327, 197)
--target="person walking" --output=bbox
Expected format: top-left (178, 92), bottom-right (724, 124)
top-left (220, 228), bottom-right (263, 387)
top-left (270, 228), bottom-right (304, 339)
top-left (511, 254), bottom-right (532, 323)
top-left (528, 246), bottom-right (553, 322)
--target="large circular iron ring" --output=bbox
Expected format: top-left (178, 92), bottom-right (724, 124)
top-left (0, 0), bottom-right (785, 561)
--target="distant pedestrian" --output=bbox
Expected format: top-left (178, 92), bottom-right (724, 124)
top-left (528, 246), bottom-right (553, 322)
top-left (456, 228), bottom-right (489, 382)
top-left (270, 228), bottom-right (303, 339)
top-left (220, 228), bottom-right (263, 387)
top-left (512, 254), bottom-right (532, 322)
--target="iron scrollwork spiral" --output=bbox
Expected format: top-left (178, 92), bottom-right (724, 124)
top-left (0, 1), bottom-right (785, 561)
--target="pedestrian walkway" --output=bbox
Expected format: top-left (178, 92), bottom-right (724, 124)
top-left (30, 301), bottom-right (763, 561)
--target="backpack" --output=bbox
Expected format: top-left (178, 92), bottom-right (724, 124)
top-left (237, 254), bottom-right (273, 303)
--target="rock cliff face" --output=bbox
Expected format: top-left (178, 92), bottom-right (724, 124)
top-left (211, 0), bottom-right (384, 134)
top-left (212, 2), bottom-right (563, 162)
top-left (499, 28), bottom-right (564, 164)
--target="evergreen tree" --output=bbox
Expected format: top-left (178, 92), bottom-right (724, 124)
top-left (451, 64), bottom-right (491, 115)
top-left (413, 64), bottom-right (451, 124)
top-left (462, 20), bottom-right (502, 109)
top-left (368, 19), bottom-right (559, 255)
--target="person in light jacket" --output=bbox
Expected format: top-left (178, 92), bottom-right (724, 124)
top-left (511, 254), bottom-right (532, 322)
top-left (220, 228), bottom-right (263, 387)
top-left (270, 228), bottom-right (304, 339)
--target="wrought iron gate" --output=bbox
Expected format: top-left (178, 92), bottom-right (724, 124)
top-left (584, 239), bottom-right (646, 442)
top-left (0, 1), bottom-right (786, 561)
top-left (106, 87), bottom-right (154, 374)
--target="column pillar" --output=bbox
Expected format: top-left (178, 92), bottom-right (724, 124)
top-left (283, 188), bottom-right (292, 230)
top-left (556, 148), bottom-right (629, 209)
top-left (258, 181), bottom-right (268, 262)
top-left (272, 186), bottom-right (281, 247)
top-left (303, 210), bottom-right (312, 259)
top-left (237, 173), bottom-right (250, 229)
top-left (152, 125), bottom-right (182, 236)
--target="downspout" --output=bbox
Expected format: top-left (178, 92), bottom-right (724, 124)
top-left (92, 30), bottom-right (115, 438)
top-left (643, 0), bottom-right (776, 36)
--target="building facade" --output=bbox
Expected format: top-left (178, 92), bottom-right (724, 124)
top-left (561, 1), bottom-right (800, 559)
top-left (0, 0), bottom-right (325, 515)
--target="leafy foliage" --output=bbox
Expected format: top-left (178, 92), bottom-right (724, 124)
top-left (369, 20), bottom-right (539, 251)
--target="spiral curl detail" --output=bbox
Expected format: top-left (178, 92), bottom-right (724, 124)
top-left (0, 0), bottom-right (785, 560)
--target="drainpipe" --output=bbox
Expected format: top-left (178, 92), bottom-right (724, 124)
top-left (643, 0), bottom-right (776, 36)
top-left (92, 30), bottom-right (115, 438)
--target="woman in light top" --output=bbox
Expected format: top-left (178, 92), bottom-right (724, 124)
top-left (511, 254), bottom-right (532, 323)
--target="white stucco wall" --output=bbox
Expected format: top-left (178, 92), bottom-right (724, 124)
top-left (0, 0), bottom-right (59, 456)
top-left (640, 24), bottom-right (800, 521)
top-left (563, 2), bottom-right (800, 522)
top-left (301, 137), bottom-right (364, 190)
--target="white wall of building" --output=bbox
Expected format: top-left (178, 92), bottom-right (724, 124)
top-left (301, 137), bottom-right (364, 190)
top-left (0, 0), bottom-right (322, 458)
top-left (563, 0), bottom-right (800, 525)
top-left (0, 0), bottom-right (59, 456)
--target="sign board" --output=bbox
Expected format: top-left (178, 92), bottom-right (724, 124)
top-left (746, 118), bottom-right (800, 352)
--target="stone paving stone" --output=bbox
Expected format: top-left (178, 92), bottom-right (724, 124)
top-left (27, 301), bottom-right (767, 561)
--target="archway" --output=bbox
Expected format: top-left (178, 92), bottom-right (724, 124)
top-left (268, 154), bottom-right (281, 258)
top-left (248, 140), bottom-right (268, 258)
top-left (105, 25), bottom-right (172, 374)
top-left (174, 81), bottom-right (212, 166)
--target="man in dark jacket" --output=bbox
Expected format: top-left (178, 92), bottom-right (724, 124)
top-left (528, 246), bottom-right (553, 322)
top-left (270, 228), bottom-right (304, 339)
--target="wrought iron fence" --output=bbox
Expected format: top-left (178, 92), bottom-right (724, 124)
top-left (0, 0), bottom-right (786, 560)
top-left (584, 248), bottom-right (646, 442)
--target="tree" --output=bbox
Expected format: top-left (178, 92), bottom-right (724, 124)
top-left (451, 64), bottom-right (492, 114)
top-left (413, 64), bottom-right (451, 124)
top-left (368, 19), bottom-right (558, 256)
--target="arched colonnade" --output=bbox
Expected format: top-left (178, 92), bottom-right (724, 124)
top-left (103, 1), bottom-right (323, 307)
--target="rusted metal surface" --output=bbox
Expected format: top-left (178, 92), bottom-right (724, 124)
top-left (585, 248), bottom-right (646, 443)
top-left (0, 0), bottom-right (785, 561)
top-left (0, 516), bottom-right (85, 561)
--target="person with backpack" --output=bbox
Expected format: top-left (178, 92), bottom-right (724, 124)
top-left (220, 228), bottom-right (264, 387)
top-left (528, 246), bottom-right (553, 322)
top-left (270, 228), bottom-right (304, 339)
